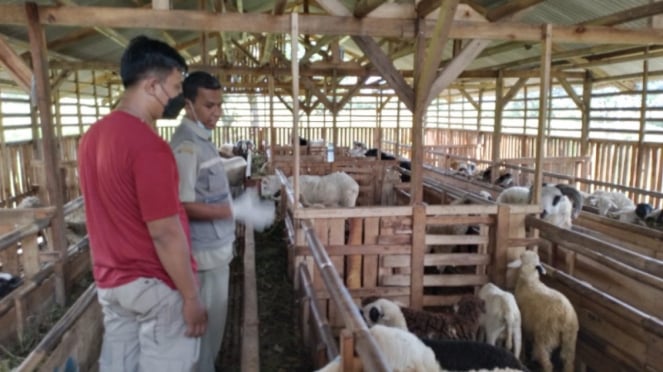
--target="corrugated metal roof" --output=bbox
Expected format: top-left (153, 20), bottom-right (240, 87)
top-left (0, 0), bottom-right (660, 95)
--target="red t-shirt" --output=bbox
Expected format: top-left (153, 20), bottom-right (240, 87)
top-left (78, 110), bottom-right (196, 289)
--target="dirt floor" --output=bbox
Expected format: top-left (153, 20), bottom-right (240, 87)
top-left (217, 222), bottom-right (313, 372)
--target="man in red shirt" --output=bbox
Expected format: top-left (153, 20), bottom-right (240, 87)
top-left (78, 35), bottom-right (207, 371)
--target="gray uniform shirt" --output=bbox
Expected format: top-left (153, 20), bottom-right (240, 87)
top-left (170, 117), bottom-right (235, 270)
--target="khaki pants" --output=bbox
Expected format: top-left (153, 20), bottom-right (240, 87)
top-left (97, 277), bottom-right (200, 372)
top-left (194, 245), bottom-right (233, 372)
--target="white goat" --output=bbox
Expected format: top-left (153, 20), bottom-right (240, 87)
top-left (315, 324), bottom-right (441, 372)
top-left (260, 171), bottom-right (359, 208)
top-left (496, 185), bottom-right (577, 229)
top-left (477, 283), bottom-right (522, 359)
top-left (512, 251), bottom-right (578, 372)
top-left (585, 190), bottom-right (635, 216)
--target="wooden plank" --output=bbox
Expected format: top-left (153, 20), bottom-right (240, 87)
top-left (425, 234), bottom-right (489, 245)
top-left (409, 204), bottom-right (425, 308)
top-left (492, 205), bottom-right (511, 287)
top-left (0, 36), bottom-right (32, 93)
top-left (383, 273), bottom-right (488, 287)
top-left (328, 218), bottom-right (345, 329)
top-left (426, 204), bottom-right (498, 215)
top-left (314, 287), bottom-right (411, 301)
top-left (383, 253), bottom-right (491, 267)
top-left (362, 217), bottom-right (380, 289)
top-left (20, 235), bottom-right (41, 278)
top-left (426, 215), bottom-right (496, 226)
top-left (346, 218), bottom-right (363, 289)
top-left (241, 227), bottom-right (260, 372)
top-left (295, 205), bottom-right (413, 219)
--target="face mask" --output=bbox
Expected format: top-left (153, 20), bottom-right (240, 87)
top-left (162, 93), bottom-right (185, 119)
top-left (189, 101), bottom-right (213, 138)
top-left (157, 83), bottom-right (185, 119)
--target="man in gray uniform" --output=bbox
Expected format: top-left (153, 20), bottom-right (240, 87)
top-left (169, 71), bottom-right (234, 372)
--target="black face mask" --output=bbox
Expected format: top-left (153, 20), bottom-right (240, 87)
top-left (162, 93), bottom-right (185, 119)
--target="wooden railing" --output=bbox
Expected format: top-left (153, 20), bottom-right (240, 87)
top-left (276, 170), bottom-right (390, 371)
top-left (526, 216), bottom-right (663, 371)
top-left (0, 197), bottom-right (90, 346)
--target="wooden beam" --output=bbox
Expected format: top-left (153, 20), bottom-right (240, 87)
top-left (426, 39), bottom-right (491, 106)
top-left (161, 31), bottom-right (192, 60)
top-left (312, 0), bottom-right (414, 110)
top-left (555, 76), bottom-right (583, 110)
top-left (485, 0), bottom-right (543, 22)
top-left (50, 69), bottom-right (71, 91)
top-left (301, 76), bottom-right (334, 112)
top-left (46, 28), bottom-right (97, 51)
top-left (0, 36), bottom-right (32, 93)
top-left (25, 1), bottom-right (68, 306)
top-left (416, 0), bottom-right (440, 18)
top-left (352, 36), bottom-right (415, 111)
top-left (57, 0), bottom-right (129, 48)
top-left (152, 0), bottom-right (170, 10)
top-left (260, 0), bottom-right (288, 65)
top-left (334, 74), bottom-right (369, 113)
top-left (415, 0), bottom-right (459, 110)
top-left (354, 0), bottom-right (385, 18)
top-left (533, 24), bottom-right (552, 207)
top-left (457, 87), bottom-right (479, 110)
top-left (502, 77), bottom-right (528, 105)
top-left (0, 5), bottom-right (654, 44)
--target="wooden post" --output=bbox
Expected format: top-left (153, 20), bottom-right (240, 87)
top-left (332, 111), bottom-right (338, 152)
top-left (410, 204), bottom-right (426, 309)
top-left (634, 51), bottom-right (648, 192)
top-left (25, 2), bottom-right (68, 306)
top-left (491, 70), bottom-right (504, 182)
top-left (580, 71), bottom-right (593, 187)
top-left (347, 218), bottom-right (363, 289)
top-left (75, 70), bottom-right (83, 136)
top-left (395, 101), bottom-right (401, 157)
top-left (533, 24), bottom-right (553, 205)
top-left (199, 0), bottom-right (208, 65)
top-left (92, 70), bottom-right (100, 122)
top-left (269, 75), bottom-right (275, 158)
top-left (477, 88), bottom-right (483, 131)
top-left (411, 19), bottom-right (426, 205)
top-left (291, 13), bottom-right (300, 209)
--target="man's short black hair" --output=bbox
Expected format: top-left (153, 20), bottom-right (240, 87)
top-left (120, 35), bottom-right (187, 88)
top-left (183, 71), bottom-right (222, 101)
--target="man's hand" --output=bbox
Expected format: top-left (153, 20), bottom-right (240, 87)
top-left (182, 296), bottom-right (208, 338)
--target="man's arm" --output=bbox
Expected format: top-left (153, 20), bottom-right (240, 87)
top-left (147, 214), bottom-right (207, 337)
top-left (182, 202), bottom-right (233, 221)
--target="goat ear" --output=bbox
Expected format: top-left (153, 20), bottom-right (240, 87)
top-left (553, 195), bottom-right (562, 206)
top-left (369, 307), bottom-right (381, 323)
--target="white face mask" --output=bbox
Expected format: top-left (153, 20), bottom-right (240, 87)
top-left (188, 101), bottom-right (213, 138)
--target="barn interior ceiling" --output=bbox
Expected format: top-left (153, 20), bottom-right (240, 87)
top-left (0, 0), bottom-right (661, 99)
